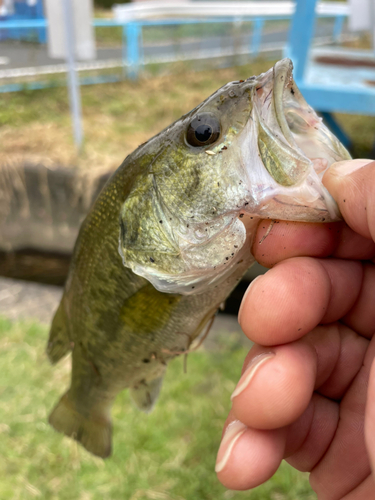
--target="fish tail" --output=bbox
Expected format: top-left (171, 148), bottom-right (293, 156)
top-left (47, 301), bottom-right (71, 364)
top-left (48, 391), bottom-right (112, 458)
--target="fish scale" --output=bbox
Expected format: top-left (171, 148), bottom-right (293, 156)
top-left (47, 59), bottom-right (350, 458)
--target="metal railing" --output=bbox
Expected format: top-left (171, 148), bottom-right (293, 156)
top-left (112, 1), bottom-right (349, 21)
top-left (0, 9), bottom-right (348, 92)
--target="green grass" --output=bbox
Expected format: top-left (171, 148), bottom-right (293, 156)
top-left (1, 59), bottom-right (374, 172)
top-left (0, 317), bottom-right (315, 500)
top-left (93, 16), bottom-right (291, 48)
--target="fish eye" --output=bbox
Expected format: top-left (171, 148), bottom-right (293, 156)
top-left (186, 113), bottom-right (221, 147)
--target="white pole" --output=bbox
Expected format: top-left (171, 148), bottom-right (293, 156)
top-left (62, 0), bottom-right (84, 149)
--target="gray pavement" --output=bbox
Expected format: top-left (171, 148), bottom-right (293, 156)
top-left (0, 277), bottom-right (62, 323)
top-left (0, 31), bottom-right (286, 69)
top-left (0, 21), bottom-right (342, 78)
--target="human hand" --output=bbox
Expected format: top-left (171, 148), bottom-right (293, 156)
top-left (216, 159), bottom-right (375, 498)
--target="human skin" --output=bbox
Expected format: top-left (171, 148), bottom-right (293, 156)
top-left (215, 159), bottom-right (375, 499)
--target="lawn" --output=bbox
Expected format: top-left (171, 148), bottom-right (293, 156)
top-left (1, 59), bottom-right (374, 175)
top-left (93, 8), bottom-right (291, 48)
top-left (2, 54), bottom-right (371, 500)
top-left (0, 316), bottom-right (316, 500)
top-left (94, 20), bottom-right (293, 49)
top-left (0, 58), bottom-right (373, 496)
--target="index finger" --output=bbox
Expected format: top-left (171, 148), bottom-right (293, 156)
top-left (253, 220), bottom-right (339, 267)
top-left (253, 220), bottom-right (375, 267)
top-left (238, 257), bottom-right (362, 345)
top-left (252, 159), bottom-right (375, 267)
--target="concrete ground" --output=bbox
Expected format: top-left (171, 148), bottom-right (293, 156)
top-left (0, 21), bottom-right (342, 78)
top-left (0, 276), bottom-right (62, 323)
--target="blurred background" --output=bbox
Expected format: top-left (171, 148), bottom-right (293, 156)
top-left (0, 0), bottom-right (374, 498)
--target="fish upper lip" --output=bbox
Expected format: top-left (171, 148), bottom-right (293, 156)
top-left (272, 59), bottom-right (298, 150)
top-left (251, 58), bottom-right (299, 153)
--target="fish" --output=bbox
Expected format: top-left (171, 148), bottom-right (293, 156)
top-left (46, 58), bottom-right (350, 458)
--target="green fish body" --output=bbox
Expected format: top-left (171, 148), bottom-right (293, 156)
top-left (47, 59), bottom-right (350, 458)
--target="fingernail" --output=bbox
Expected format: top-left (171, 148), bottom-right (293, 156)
top-left (329, 159), bottom-right (373, 177)
top-left (238, 275), bottom-right (263, 325)
top-left (231, 352), bottom-right (275, 400)
top-left (215, 420), bottom-right (247, 473)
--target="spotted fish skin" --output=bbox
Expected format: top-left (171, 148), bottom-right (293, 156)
top-left (47, 59), bottom-right (350, 458)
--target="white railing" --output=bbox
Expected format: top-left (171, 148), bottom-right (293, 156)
top-left (113, 1), bottom-right (349, 22)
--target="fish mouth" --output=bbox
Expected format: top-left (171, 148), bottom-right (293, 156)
top-left (242, 58), bottom-right (350, 223)
top-left (273, 59), bottom-right (350, 170)
top-left (273, 59), bottom-right (299, 153)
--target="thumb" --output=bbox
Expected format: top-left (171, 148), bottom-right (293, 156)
top-left (323, 159), bottom-right (375, 241)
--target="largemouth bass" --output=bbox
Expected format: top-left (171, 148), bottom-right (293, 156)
top-left (47, 59), bottom-right (350, 458)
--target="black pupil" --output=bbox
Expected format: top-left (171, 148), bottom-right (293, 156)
top-left (186, 113), bottom-right (220, 148)
top-left (195, 124), bottom-right (212, 143)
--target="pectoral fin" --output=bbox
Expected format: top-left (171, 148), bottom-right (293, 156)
top-left (129, 375), bottom-right (165, 413)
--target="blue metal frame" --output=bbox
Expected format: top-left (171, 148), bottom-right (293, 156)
top-left (0, 0), bottom-right (45, 43)
top-left (287, 0), bottom-right (375, 155)
top-left (287, 0), bottom-right (316, 82)
top-left (0, 19), bottom-right (46, 28)
top-left (320, 111), bottom-right (351, 148)
top-left (251, 18), bottom-right (264, 57)
top-left (0, 74), bottom-right (124, 94)
top-left (0, 10), bottom-right (348, 91)
top-left (297, 83), bottom-right (375, 115)
top-left (127, 22), bottom-right (141, 80)
top-left (288, 0), bottom-right (375, 117)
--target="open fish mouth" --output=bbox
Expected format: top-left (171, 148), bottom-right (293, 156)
top-left (273, 59), bottom-right (349, 173)
top-left (118, 59), bottom-right (351, 295)
top-left (241, 58), bottom-right (351, 223)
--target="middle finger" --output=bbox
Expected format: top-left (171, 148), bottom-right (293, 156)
top-left (231, 323), bottom-right (368, 430)
top-left (239, 257), bottom-right (363, 346)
